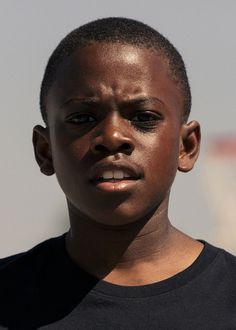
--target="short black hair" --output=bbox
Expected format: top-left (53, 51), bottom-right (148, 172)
top-left (40, 17), bottom-right (191, 125)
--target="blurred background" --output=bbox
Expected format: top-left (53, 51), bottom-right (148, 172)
top-left (0, 0), bottom-right (235, 257)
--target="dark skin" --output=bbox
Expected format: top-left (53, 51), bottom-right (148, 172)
top-left (33, 43), bottom-right (203, 286)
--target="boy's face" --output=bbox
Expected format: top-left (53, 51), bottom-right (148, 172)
top-left (33, 43), bottom-right (200, 226)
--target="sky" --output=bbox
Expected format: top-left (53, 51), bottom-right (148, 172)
top-left (0, 0), bottom-right (235, 256)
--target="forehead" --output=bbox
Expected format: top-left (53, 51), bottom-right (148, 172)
top-left (47, 43), bottom-right (183, 114)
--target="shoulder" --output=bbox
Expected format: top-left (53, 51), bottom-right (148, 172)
top-left (0, 234), bottom-right (67, 327)
top-left (0, 234), bottom-right (66, 285)
top-left (219, 247), bottom-right (236, 277)
top-left (202, 240), bottom-right (236, 284)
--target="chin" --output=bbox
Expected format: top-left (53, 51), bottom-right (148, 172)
top-left (67, 193), bottom-right (163, 228)
top-left (88, 201), bottom-right (160, 228)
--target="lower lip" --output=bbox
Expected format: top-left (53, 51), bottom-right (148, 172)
top-left (91, 179), bottom-right (139, 193)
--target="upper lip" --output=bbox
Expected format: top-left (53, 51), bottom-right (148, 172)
top-left (89, 161), bottom-right (142, 182)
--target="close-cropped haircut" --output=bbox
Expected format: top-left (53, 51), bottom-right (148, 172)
top-left (40, 17), bottom-right (191, 125)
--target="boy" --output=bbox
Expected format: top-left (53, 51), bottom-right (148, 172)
top-left (1, 17), bottom-right (236, 329)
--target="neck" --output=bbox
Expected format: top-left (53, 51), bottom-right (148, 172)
top-left (65, 199), bottom-right (203, 285)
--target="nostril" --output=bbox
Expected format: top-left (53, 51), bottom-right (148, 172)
top-left (115, 142), bottom-right (133, 155)
top-left (93, 143), bottom-right (131, 152)
top-left (90, 139), bottom-right (134, 155)
top-left (94, 144), bottom-right (107, 152)
top-left (123, 143), bottom-right (131, 150)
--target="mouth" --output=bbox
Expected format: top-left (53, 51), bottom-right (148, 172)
top-left (90, 178), bottom-right (140, 193)
top-left (94, 177), bottom-right (137, 183)
top-left (89, 163), bottom-right (142, 193)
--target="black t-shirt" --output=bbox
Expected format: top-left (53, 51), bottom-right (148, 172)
top-left (0, 233), bottom-right (236, 329)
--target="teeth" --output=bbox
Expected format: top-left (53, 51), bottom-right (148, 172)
top-left (99, 170), bottom-right (130, 180)
top-left (102, 171), bottom-right (113, 179)
top-left (114, 170), bottom-right (124, 179)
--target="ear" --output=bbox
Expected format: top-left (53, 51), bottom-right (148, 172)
top-left (178, 120), bottom-right (201, 172)
top-left (32, 125), bottom-right (55, 176)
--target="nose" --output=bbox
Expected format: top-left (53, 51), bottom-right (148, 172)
top-left (90, 117), bottom-right (135, 155)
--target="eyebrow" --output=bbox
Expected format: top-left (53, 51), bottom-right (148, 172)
top-left (122, 97), bottom-right (164, 107)
top-left (60, 96), bottom-right (164, 108)
top-left (60, 97), bottom-right (99, 108)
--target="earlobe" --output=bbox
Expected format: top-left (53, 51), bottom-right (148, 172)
top-left (32, 125), bottom-right (55, 176)
top-left (178, 120), bottom-right (201, 172)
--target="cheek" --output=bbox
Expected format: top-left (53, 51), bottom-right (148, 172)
top-left (51, 132), bottom-right (89, 190)
top-left (51, 124), bottom-right (88, 165)
top-left (144, 132), bottom-right (180, 186)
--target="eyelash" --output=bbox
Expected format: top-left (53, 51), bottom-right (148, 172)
top-left (66, 114), bottom-right (96, 124)
top-left (66, 111), bottom-right (162, 129)
top-left (132, 112), bottom-right (160, 124)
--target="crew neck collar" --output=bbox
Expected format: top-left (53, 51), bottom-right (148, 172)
top-left (54, 234), bottom-right (220, 299)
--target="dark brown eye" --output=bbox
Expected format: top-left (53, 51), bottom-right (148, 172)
top-left (131, 111), bottom-right (162, 133)
top-left (132, 112), bottom-right (158, 122)
top-left (66, 114), bottom-right (96, 124)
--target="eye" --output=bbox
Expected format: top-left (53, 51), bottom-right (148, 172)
top-left (131, 111), bottom-right (162, 125)
top-left (132, 112), bottom-right (159, 122)
top-left (130, 111), bottom-right (163, 132)
top-left (66, 113), bottom-right (96, 124)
